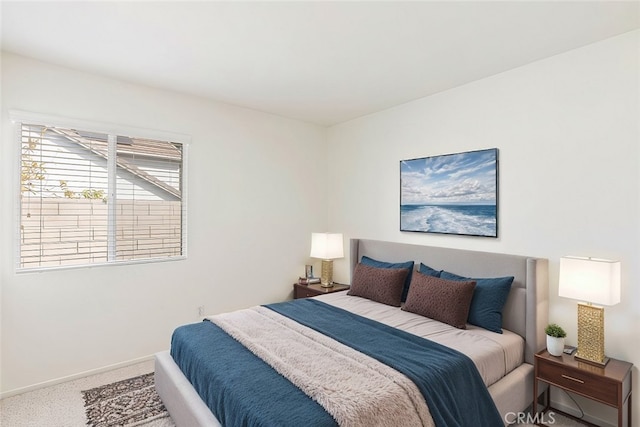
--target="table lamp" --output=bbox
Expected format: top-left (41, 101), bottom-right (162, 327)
top-left (558, 256), bottom-right (621, 366)
top-left (310, 233), bottom-right (344, 287)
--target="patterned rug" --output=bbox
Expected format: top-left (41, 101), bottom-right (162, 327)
top-left (82, 372), bottom-right (173, 426)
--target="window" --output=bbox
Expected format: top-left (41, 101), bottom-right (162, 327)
top-left (17, 117), bottom-right (186, 270)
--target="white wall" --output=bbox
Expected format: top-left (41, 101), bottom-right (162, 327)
top-left (0, 52), bottom-right (328, 393)
top-left (327, 30), bottom-right (639, 426)
top-left (2, 29), bottom-right (638, 425)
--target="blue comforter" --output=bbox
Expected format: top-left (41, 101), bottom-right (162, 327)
top-left (171, 299), bottom-right (503, 427)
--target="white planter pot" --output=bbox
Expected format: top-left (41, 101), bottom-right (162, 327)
top-left (546, 335), bottom-right (565, 356)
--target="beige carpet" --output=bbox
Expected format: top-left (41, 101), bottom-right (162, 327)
top-left (0, 360), bottom-right (174, 427)
top-left (520, 412), bottom-right (589, 427)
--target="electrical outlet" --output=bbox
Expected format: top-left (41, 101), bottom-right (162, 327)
top-left (198, 305), bottom-right (205, 317)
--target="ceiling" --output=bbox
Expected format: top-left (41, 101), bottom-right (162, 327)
top-left (2, 1), bottom-right (639, 126)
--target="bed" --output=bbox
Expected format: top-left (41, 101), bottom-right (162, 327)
top-left (155, 238), bottom-right (549, 426)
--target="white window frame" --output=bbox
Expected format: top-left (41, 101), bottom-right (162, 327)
top-left (11, 110), bottom-right (189, 272)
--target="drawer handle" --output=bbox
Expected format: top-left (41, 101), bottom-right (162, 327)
top-left (561, 374), bottom-right (584, 384)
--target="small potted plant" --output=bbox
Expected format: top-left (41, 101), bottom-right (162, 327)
top-left (545, 323), bottom-right (566, 356)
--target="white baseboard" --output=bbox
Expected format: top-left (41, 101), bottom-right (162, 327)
top-left (0, 353), bottom-right (158, 399)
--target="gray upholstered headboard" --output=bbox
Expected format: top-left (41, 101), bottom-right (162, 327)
top-left (350, 239), bottom-right (549, 365)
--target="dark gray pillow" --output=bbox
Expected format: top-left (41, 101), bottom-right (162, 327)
top-left (347, 263), bottom-right (408, 307)
top-left (402, 271), bottom-right (476, 329)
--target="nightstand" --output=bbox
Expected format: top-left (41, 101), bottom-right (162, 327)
top-left (293, 283), bottom-right (350, 299)
top-left (533, 349), bottom-right (633, 427)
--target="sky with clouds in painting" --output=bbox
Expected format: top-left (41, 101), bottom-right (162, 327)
top-left (401, 149), bottom-right (497, 206)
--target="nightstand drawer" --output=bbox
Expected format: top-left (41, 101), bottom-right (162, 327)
top-left (538, 360), bottom-right (617, 405)
top-left (293, 283), bottom-right (350, 299)
top-left (295, 287), bottom-right (319, 299)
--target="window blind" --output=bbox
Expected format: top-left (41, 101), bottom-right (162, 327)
top-left (19, 122), bottom-right (185, 270)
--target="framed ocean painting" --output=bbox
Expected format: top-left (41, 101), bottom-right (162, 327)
top-left (400, 148), bottom-right (498, 237)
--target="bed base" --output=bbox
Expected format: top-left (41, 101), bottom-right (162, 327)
top-left (155, 350), bottom-right (221, 427)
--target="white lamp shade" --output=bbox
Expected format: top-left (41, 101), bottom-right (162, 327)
top-left (310, 233), bottom-right (344, 260)
top-left (559, 256), bottom-right (621, 306)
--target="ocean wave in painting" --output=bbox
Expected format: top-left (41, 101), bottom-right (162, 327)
top-left (400, 204), bottom-right (496, 237)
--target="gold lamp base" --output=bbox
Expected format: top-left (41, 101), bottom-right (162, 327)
top-left (575, 303), bottom-right (609, 367)
top-left (320, 259), bottom-right (334, 288)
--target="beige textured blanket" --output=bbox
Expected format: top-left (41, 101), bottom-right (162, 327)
top-left (208, 306), bottom-right (434, 427)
